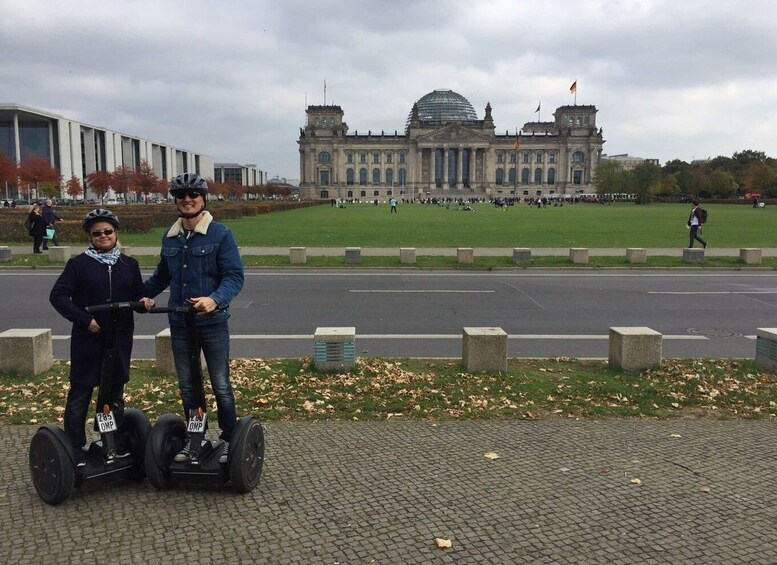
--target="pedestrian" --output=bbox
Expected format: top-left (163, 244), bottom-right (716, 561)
top-left (27, 203), bottom-right (46, 253)
top-left (687, 198), bottom-right (707, 249)
top-left (389, 197), bottom-right (397, 213)
top-left (144, 173), bottom-right (244, 464)
top-left (49, 209), bottom-right (154, 465)
top-left (41, 198), bottom-right (62, 249)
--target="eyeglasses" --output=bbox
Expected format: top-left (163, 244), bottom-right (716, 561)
top-left (90, 228), bottom-right (115, 237)
top-left (175, 190), bottom-right (203, 200)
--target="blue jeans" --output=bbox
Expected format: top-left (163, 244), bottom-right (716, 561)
top-left (64, 382), bottom-right (125, 448)
top-left (170, 322), bottom-right (236, 442)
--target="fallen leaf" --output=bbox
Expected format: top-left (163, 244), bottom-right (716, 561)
top-left (699, 485), bottom-right (711, 493)
top-left (670, 434), bottom-right (682, 438)
top-left (435, 537), bottom-right (452, 549)
top-left (630, 478), bottom-right (642, 485)
top-left (559, 467), bottom-right (571, 472)
top-left (484, 452), bottom-right (500, 460)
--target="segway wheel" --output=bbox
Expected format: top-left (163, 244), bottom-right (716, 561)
top-left (229, 416), bottom-right (265, 493)
top-left (145, 413), bottom-right (186, 490)
top-left (123, 408), bottom-right (151, 481)
top-left (29, 426), bottom-right (75, 505)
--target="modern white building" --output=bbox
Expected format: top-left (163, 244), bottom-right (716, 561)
top-left (214, 163), bottom-right (267, 186)
top-left (601, 153), bottom-right (659, 170)
top-left (0, 103), bottom-right (214, 199)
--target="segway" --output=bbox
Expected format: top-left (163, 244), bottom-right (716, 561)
top-left (144, 306), bottom-right (265, 493)
top-left (29, 301), bottom-right (151, 505)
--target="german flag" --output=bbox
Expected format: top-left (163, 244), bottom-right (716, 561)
top-left (569, 81), bottom-right (577, 93)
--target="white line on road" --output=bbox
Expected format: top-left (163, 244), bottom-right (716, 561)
top-left (51, 333), bottom-right (716, 340)
top-left (649, 291), bottom-right (777, 295)
top-left (349, 290), bottom-right (495, 293)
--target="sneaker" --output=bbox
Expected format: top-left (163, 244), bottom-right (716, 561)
top-left (75, 445), bottom-right (88, 467)
top-left (115, 435), bottom-right (132, 458)
top-left (219, 442), bottom-right (229, 464)
top-left (703, 242), bottom-right (708, 249)
top-left (174, 437), bottom-right (192, 462)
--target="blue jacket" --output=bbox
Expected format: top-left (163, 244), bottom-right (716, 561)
top-left (144, 212), bottom-right (244, 327)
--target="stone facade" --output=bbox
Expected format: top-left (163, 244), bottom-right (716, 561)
top-left (298, 89), bottom-right (604, 201)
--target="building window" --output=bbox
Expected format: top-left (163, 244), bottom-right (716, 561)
top-left (360, 152), bottom-right (367, 164)
top-left (372, 168), bottom-right (380, 184)
top-left (548, 168), bottom-right (556, 184)
top-left (398, 168), bottom-right (406, 186)
top-left (521, 168), bottom-right (529, 184)
top-left (495, 168), bottom-right (504, 185)
top-left (373, 152), bottom-right (380, 164)
top-left (386, 151), bottom-right (393, 164)
top-left (318, 151), bottom-right (331, 163)
top-left (373, 190), bottom-right (379, 196)
top-left (534, 168), bottom-right (542, 184)
top-left (386, 168), bottom-right (394, 185)
top-left (497, 152), bottom-right (504, 164)
top-left (346, 168), bottom-right (354, 185)
top-left (359, 168), bottom-right (367, 185)
top-left (508, 168), bottom-right (516, 184)
top-left (573, 170), bottom-right (583, 184)
top-left (549, 152), bottom-right (556, 164)
top-left (572, 151), bottom-right (585, 163)
top-left (536, 151), bottom-right (543, 163)
top-left (399, 152), bottom-right (406, 164)
top-left (387, 190), bottom-right (392, 195)
top-left (523, 151), bottom-right (530, 164)
top-left (347, 190), bottom-right (353, 198)
top-left (509, 152), bottom-right (517, 164)
top-left (319, 170), bottom-right (330, 185)
top-left (347, 152), bottom-right (353, 164)
top-left (320, 190), bottom-right (328, 198)
top-left (360, 190), bottom-right (366, 197)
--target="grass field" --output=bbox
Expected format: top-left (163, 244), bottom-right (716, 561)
top-left (114, 202), bottom-right (776, 248)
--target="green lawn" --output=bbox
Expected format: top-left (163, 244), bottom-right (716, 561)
top-left (116, 202), bottom-right (777, 248)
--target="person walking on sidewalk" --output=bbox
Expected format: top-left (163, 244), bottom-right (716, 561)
top-left (687, 198), bottom-right (707, 249)
top-left (27, 203), bottom-right (46, 253)
top-left (143, 173), bottom-right (244, 465)
top-left (41, 198), bottom-right (62, 249)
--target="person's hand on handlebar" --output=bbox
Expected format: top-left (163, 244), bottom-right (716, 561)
top-left (139, 297), bottom-right (155, 310)
top-left (88, 319), bottom-right (101, 333)
top-left (187, 296), bottom-right (218, 314)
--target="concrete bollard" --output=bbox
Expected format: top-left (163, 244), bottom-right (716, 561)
top-left (0, 329), bottom-right (54, 375)
top-left (314, 327), bottom-right (356, 371)
top-left (739, 248), bottom-right (762, 265)
top-left (457, 248), bottom-right (474, 264)
top-left (290, 247), bottom-right (307, 264)
top-left (512, 248), bottom-right (531, 265)
top-left (755, 328), bottom-right (777, 370)
top-left (608, 327), bottom-right (662, 371)
top-left (121, 246), bottom-right (132, 257)
top-left (155, 328), bottom-right (207, 376)
top-left (48, 246), bottom-right (71, 262)
top-left (683, 248), bottom-right (704, 264)
top-left (462, 327), bottom-right (508, 372)
top-left (345, 247), bottom-right (361, 264)
top-left (626, 248), bottom-right (646, 264)
top-left (0, 246), bottom-right (11, 262)
top-left (569, 248), bottom-right (589, 264)
top-left (400, 248), bottom-right (416, 265)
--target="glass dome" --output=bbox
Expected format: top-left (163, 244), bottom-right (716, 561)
top-left (406, 89), bottom-right (478, 130)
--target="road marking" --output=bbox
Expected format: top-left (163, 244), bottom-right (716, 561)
top-left (349, 290), bottom-right (494, 293)
top-left (51, 334), bottom-right (714, 341)
top-left (649, 291), bottom-right (777, 295)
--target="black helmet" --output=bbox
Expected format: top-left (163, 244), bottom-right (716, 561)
top-left (82, 209), bottom-right (119, 233)
top-left (169, 173), bottom-right (208, 194)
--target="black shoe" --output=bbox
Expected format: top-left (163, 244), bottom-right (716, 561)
top-left (34, 250), bottom-right (42, 254)
top-left (703, 242), bottom-right (707, 249)
top-left (42, 247), bottom-right (48, 251)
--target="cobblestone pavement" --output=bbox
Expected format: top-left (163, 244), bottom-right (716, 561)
top-left (3, 419), bottom-right (777, 564)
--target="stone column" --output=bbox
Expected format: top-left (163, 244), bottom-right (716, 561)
top-left (457, 146), bottom-right (464, 189)
top-left (442, 146), bottom-right (449, 189)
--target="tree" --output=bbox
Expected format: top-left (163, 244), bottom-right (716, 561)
top-left (705, 170), bottom-right (738, 198)
top-left (85, 170), bottom-right (113, 202)
top-left (0, 152), bottom-right (17, 195)
top-left (113, 165), bottom-right (134, 201)
top-left (745, 162), bottom-right (777, 197)
top-left (656, 174), bottom-right (681, 199)
top-left (65, 175), bottom-right (84, 201)
top-left (733, 149), bottom-right (768, 165)
top-left (132, 160), bottom-right (160, 202)
top-left (18, 156), bottom-right (60, 201)
top-left (630, 162), bottom-right (662, 204)
top-left (592, 160), bottom-right (626, 196)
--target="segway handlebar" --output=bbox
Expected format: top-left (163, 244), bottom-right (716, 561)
top-left (85, 301), bottom-right (151, 314)
top-left (147, 305), bottom-right (196, 315)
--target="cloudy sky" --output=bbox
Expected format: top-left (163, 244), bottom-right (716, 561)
top-left (2, 0), bottom-right (776, 182)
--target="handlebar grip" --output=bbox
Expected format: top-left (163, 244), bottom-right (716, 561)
top-left (147, 306), bottom-right (195, 314)
top-left (85, 301), bottom-right (146, 313)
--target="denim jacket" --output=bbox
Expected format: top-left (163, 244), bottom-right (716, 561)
top-left (144, 212), bottom-right (244, 327)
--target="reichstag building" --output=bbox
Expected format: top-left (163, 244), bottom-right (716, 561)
top-left (298, 89), bottom-right (604, 200)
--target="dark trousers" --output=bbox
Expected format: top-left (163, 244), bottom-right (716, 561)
top-left (64, 382), bottom-right (125, 448)
top-left (689, 225), bottom-right (707, 248)
top-left (32, 234), bottom-right (44, 253)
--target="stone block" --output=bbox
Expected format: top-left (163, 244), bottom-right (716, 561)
top-left (48, 246), bottom-right (71, 262)
top-left (626, 248), bottom-right (646, 264)
top-left (0, 329), bottom-right (53, 375)
top-left (400, 247), bottom-right (416, 264)
top-left (755, 328), bottom-right (777, 370)
top-left (462, 327), bottom-right (508, 372)
top-left (608, 326), bottom-right (662, 371)
top-left (512, 248), bottom-right (531, 265)
top-left (683, 248), bottom-right (705, 263)
top-left (739, 248), bottom-right (762, 265)
top-left (290, 247), bottom-right (307, 264)
top-left (314, 327), bottom-right (356, 371)
top-left (154, 329), bottom-right (208, 377)
top-left (569, 248), bottom-right (589, 264)
top-left (121, 246), bottom-right (132, 257)
top-left (345, 247), bottom-right (361, 264)
top-left (0, 246), bottom-right (11, 262)
top-left (457, 247), bottom-right (474, 264)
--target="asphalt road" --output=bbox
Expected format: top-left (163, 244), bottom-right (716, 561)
top-left (3, 268), bottom-right (776, 360)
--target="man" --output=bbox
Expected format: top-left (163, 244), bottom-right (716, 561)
top-left (389, 197), bottom-right (397, 213)
top-left (41, 199), bottom-right (62, 249)
top-left (687, 198), bottom-right (707, 249)
top-left (144, 173), bottom-right (244, 464)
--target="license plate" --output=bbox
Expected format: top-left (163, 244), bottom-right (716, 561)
top-left (187, 412), bottom-right (207, 434)
top-left (96, 411), bottom-right (117, 433)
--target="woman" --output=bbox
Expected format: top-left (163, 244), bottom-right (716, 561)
top-left (49, 209), bottom-right (154, 463)
top-left (27, 203), bottom-right (46, 253)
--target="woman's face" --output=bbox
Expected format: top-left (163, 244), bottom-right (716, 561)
top-left (87, 220), bottom-right (118, 252)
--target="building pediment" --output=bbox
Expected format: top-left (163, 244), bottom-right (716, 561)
top-left (414, 124), bottom-right (492, 144)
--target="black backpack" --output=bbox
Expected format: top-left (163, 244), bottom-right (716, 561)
top-left (698, 208), bottom-right (708, 224)
top-left (23, 216), bottom-right (33, 232)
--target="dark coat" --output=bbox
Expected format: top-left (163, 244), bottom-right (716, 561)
top-left (28, 211), bottom-right (45, 236)
top-left (49, 252), bottom-right (145, 387)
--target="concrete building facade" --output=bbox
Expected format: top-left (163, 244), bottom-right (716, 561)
top-left (0, 103), bottom-right (214, 199)
top-left (298, 89), bottom-right (605, 200)
top-left (214, 163), bottom-right (267, 187)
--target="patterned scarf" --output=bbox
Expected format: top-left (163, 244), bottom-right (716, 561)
top-left (85, 246), bottom-right (121, 265)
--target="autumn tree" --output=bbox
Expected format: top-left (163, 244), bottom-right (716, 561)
top-left (85, 170), bottom-right (114, 202)
top-left (592, 160), bottom-right (627, 197)
top-left (0, 152), bottom-right (17, 196)
top-left (18, 156), bottom-right (60, 201)
top-left (113, 164), bottom-right (135, 201)
top-left (705, 170), bottom-right (738, 198)
top-left (132, 160), bottom-right (160, 202)
top-left (65, 175), bottom-right (84, 201)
